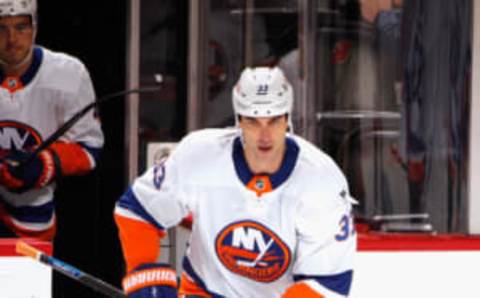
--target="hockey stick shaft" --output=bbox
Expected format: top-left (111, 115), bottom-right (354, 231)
top-left (16, 241), bottom-right (126, 298)
top-left (27, 86), bottom-right (160, 162)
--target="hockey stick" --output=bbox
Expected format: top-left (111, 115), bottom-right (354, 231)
top-left (24, 86), bottom-right (161, 164)
top-left (16, 241), bottom-right (127, 298)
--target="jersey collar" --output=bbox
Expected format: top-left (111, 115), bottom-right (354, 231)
top-left (232, 136), bottom-right (299, 190)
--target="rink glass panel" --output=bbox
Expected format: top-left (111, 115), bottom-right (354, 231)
top-left (136, 0), bottom-right (188, 173)
top-left (132, 0), bottom-right (473, 233)
top-left (311, 0), bottom-right (472, 233)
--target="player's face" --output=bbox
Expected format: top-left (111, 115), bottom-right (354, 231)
top-left (239, 115), bottom-right (288, 174)
top-left (0, 16), bottom-right (35, 68)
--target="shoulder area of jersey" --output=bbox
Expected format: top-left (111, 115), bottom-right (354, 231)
top-left (288, 135), bottom-right (352, 196)
top-left (40, 47), bottom-right (89, 73)
top-left (298, 183), bottom-right (357, 213)
top-left (291, 134), bottom-right (341, 170)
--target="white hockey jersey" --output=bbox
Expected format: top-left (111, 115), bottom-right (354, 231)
top-left (116, 128), bottom-right (355, 297)
top-left (0, 46), bottom-right (104, 234)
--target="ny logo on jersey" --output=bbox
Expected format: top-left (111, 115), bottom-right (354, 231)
top-left (232, 227), bottom-right (271, 259)
top-left (0, 121), bottom-right (42, 150)
top-left (215, 220), bottom-right (291, 282)
top-left (256, 84), bottom-right (269, 95)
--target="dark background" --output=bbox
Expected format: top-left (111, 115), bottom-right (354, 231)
top-left (37, 1), bottom-right (127, 296)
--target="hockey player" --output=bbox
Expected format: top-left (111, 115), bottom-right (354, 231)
top-left (0, 0), bottom-right (104, 240)
top-left (115, 67), bottom-right (356, 297)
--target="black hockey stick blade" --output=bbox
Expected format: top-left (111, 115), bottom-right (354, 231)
top-left (16, 241), bottom-right (126, 298)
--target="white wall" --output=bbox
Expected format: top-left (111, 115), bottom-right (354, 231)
top-left (351, 251), bottom-right (480, 297)
top-left (0, 257), bottom-right (51, 298)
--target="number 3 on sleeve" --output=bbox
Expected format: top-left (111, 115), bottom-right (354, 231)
top-left (335, 213), bottom-right (355, 241)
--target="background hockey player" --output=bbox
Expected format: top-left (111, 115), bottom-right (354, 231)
top-left (0, 0), bottom-right (104, 240)
top-left (114, 67), bottom-right (356, 297)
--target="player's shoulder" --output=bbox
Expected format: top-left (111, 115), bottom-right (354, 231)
top-left (293, 134), bottom-right (345, 179)
top-left (34, 47), bottom-right (92, 94)
top-left (40, 47), bottom-right (88, 74)
top-left (290, 135), bottom-right (353, 205)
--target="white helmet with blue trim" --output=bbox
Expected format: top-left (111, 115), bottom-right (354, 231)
top-left (232, 66), bottom-right (293, 119)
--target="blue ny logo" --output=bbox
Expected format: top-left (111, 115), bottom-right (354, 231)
top-left (256, 84), bottom-right (269, 95)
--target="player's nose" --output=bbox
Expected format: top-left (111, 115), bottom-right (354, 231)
top-left (258, 127), bottom-right (272, 143)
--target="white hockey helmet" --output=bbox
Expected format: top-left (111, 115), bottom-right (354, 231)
top-left (0, 0), bottom-right (37, 25)
top-left (232, 66), bottom-right (293, 119)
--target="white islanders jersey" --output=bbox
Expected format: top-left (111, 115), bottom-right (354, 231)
top-left (0, 46), bottom-right (103, 232)
top-left (117, 128), bottom-right (356, 297)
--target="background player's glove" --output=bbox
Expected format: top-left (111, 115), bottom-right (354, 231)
top-left (0, 149), bottom-right (58, 193)
top-left (0, 142), bottom-right (96, 193)
top-left (122, 263), bottom-right (178, 298)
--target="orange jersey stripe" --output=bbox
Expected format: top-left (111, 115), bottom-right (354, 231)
top-left (178, 272), bottom-right (211, 298)
top-left (114, 214), bottom-right (165, 272)
top-left (218, 245), bottom-right (279, 261)
top-left (282, 282), bottom-right (326, 298)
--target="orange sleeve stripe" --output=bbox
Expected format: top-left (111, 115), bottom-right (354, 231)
top-left (282, 282), bottom-right (326, 298)
top-left (114, 214), bottom-right (166, 272)
top-left (49, 142), bottom-right (93, 176)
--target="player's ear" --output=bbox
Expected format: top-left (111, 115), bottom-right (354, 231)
top-left (31, 26), bottom-right (37, 42)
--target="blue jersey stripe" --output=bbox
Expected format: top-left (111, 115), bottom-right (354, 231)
top-left (3, 200), bottom-right (54, 223)
top-left (116, 187), bottom-right (165, 231)
top-left (293, 270), bottom-right (353, 296)
top-left (21, 47), bottom-right (43, 86)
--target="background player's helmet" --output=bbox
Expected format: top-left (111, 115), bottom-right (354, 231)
top-left (0, 0), bottom-right (37, 25)
top-left (232, 67), bottom-right (293, 119)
